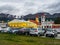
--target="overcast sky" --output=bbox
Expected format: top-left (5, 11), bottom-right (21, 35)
top-left (0, 0), bottom-right (60, 16)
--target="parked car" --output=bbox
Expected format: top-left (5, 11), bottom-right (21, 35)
top-left (0, 27), bottom-right (11, 33)
top-left (55, 28), bottom-right (60, 34)
top-left (0, 29), bottom-right (9, 33)
top-left (45, 28), bottom-right (57, 37)
top-left (29, 28), bottom-right (45, 37)
top-left (16, 28), bottom-right (31, 35)
top-left (8, 28), bottom-right (19, 34)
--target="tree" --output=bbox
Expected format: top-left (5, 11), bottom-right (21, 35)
top-left (55, 17), bottom-right (60, 24)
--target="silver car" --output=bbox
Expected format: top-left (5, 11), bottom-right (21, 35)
top-left (45, 29), bottom-right (57, 37)
top-left (29, 28), bottom-right (45, 37)
top-left (16, 28), bottom-right (31, 35)
top-left (8, 28), bottom-right (19, 34)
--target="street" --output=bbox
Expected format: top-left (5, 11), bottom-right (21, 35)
top-left (41, 34), bottom-right (60, 39)
top-left (56, 34), bottom-right (60, 39)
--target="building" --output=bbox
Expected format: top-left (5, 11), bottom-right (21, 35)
top-left (8, 14), bottom-right (60, 29)
top-left (8, 19), bottom-right (38, 28)
top-left (0, 23), bottom-right (7, 27)
top-left (29, 14), bottom-right (54, 29)
top-left (41, 15), bottom-right (54, 28)
top-left (52, 24), bottom-right (60, 28)
top-left (28, 15), bottom-right (41, 28)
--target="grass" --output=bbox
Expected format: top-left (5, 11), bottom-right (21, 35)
top-left (0, 33), bottom-right (60, 45)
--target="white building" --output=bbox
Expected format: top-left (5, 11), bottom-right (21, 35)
top-left (41, 15), bottom-right (54, 29)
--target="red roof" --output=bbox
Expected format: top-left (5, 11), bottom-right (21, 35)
top-left (29, 20), bottom-right (41, 25)
top-left (36, 15), bottom-right (38, 18)
top-left (52, 26), bottom-right (60, 28)
top-left (52, 24), bottom-right (60, 28)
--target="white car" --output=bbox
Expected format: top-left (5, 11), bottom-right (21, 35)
top-left (45, 29), bottom-right (57, 37)
top-left (12, 30), bottom-right (18, 33)
top-left (0, 27), bottom-right (11, 33)
top-left (29, 28), bottom-right (45, 37)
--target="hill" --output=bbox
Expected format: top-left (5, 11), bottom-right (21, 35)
top-left (23, 12), bottom-right (60, 21)
top-left (0, 13), bottom-right (16, 22)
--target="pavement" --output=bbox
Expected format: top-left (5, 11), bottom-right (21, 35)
top-left (56, 34), bottom-right (60, 39)
top-left (41, 34), bottom-right (60, 39)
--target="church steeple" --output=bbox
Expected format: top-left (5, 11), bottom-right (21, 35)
top-left (41, 13), bottom-right (45, 28)
top-left (36, 15), bottom-right (39, 23)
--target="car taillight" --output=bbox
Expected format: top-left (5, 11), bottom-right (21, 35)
top-left (35, 30), bottom-right (37, 32)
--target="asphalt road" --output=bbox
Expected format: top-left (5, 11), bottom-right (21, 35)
top-left (41, 34), bottom-right (60, 39)
top-left (56, 34), bottom-right (60, 39)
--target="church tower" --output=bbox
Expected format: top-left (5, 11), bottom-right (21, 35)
top-left (36, 15), bottom-right (39, 23)
top-left (41, 13), bottom-right (45, 28)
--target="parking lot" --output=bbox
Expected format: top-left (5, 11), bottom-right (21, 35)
top-left (0, 26), bottom-right (60, 39)
top-left (41, 33), bottom-right (60, 39)
top-left (42, 34), bottom-right (60, 39)
top-left (55, 34), bottom-right (60, 39)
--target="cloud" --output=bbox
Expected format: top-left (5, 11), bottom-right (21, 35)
top-left (0, 0), bottom-right (60, 16)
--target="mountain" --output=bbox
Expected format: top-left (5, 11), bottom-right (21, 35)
top-left (0, 13), bottom-right (16, 22)
top-left (23, 12), bottom-right (60, 21)
top-left (53, 13), bottom-right (60, 18)
top-left (0, 12), bottom-right (60, 22)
